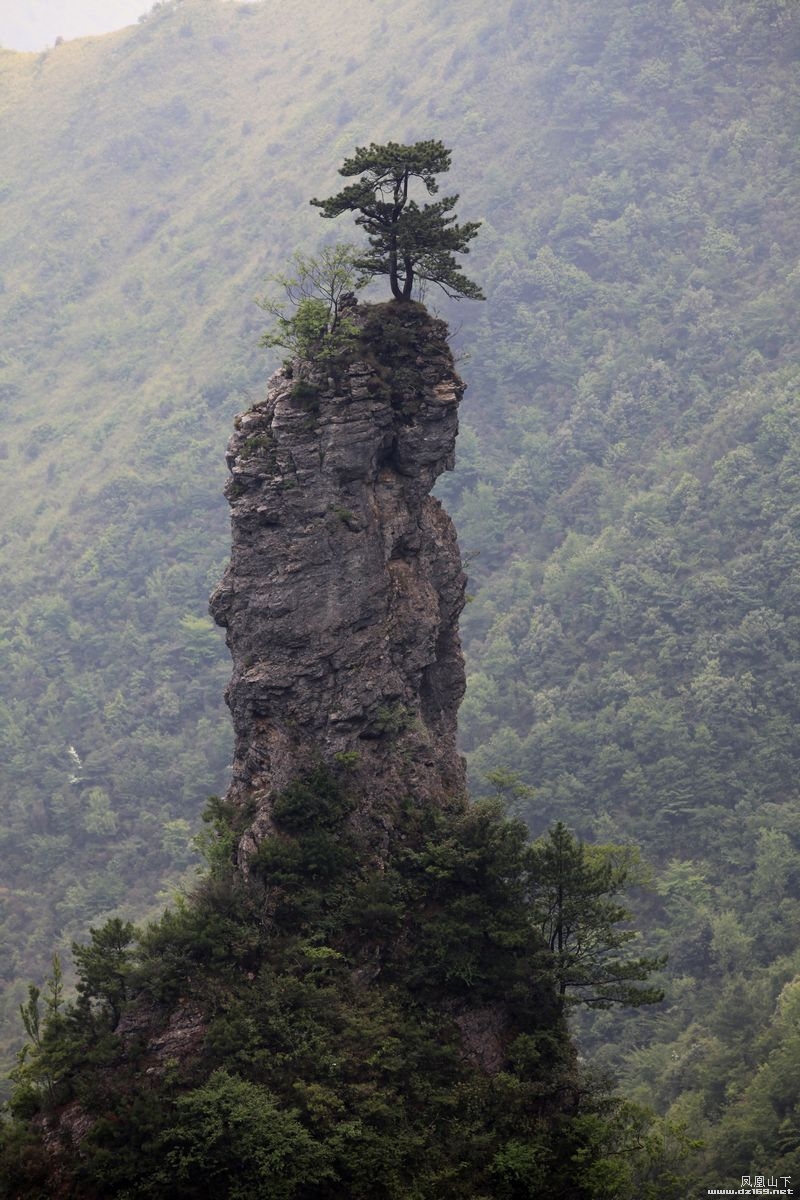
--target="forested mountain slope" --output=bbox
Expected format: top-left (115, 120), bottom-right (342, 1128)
top-left (1, 0), bottom-right (798, 1184)
top-left (441, 0), bottom-right (800, 1182)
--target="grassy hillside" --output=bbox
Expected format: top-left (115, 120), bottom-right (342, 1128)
top-left (1, 0), bottom-right (799, 1184)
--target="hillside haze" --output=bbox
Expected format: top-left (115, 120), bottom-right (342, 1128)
top-left (0, 0), bottom-right (151, 52)
top-left (1, 0), bottom-right (799, 1184)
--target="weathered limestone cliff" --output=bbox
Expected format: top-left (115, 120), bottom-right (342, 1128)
top-left (209, 302), bottom-right (468, 860)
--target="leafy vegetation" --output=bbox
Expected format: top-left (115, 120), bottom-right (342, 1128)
top-left (0, 777), bottom-right (672, 1198)
top-left (0, 0), bottom-right (798, 1187)
top-left (439, 0), bottom-right (800, 1185)
top-left (257, 244), bottom-right (364, 364)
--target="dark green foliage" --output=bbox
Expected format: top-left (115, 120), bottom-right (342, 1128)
top-left (249, 771), bottom-right (358, 930)
top-left (270, 768), bottom-right (355, 833)
top-left (390, 800), bottom-right (553, 1011)
top-left (311, 141), bottom-right (483, 302)
top-left (72, 918), bottom-right (137, 1028)
top-left (1, 773), bottom-right (676, 1198)
top-left (162, 1070), bottom-right (329, 1199)
top-left (355, 301), bottom-right (456, 416)
top-left (289, 378), bottom-right (322, 411)
top-left (0, 1122), bottom-right (50, 1200)
top-left (527, 824), bottom-right (665, 1009)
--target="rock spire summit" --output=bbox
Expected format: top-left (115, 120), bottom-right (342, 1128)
top-left (210, 301), bottom-right (468, 860)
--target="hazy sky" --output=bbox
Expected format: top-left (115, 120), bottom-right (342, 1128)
top-left (0, 1), bottom-right (154, 51)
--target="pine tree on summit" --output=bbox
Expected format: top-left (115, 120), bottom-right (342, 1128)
top-left (311, 140), bottom-right (484, 302)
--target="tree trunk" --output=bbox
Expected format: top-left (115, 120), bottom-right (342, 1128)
top-left (401, 256), bottom-right (414, 300)
top-left (388, 229), bottom-right (402, 300)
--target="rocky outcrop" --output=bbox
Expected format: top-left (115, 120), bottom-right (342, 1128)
top-left (14, 309), bottom-right (567, 1199)
top-left (209, 302), bottom-right (468, 860)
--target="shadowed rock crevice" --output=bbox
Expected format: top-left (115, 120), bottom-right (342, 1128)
top-left (209, 302), bottom-right (468, 861)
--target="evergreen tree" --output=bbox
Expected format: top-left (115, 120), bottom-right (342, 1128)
top-left (310, 140), bottom-right (484, 302)
top-left (72, 917), bottom-right (137, 1029)
top-left (528, 824), bottom-right (665, 1009)
top-left (1, 787), bottom-right (678, 1198)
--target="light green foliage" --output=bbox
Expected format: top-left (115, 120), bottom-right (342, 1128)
top-left (332, 750), bottom-right (360, 769)
top-left (81, 787), bottom-right (118, 837)
top-left (190, 794), bottom-right (249, 878)
top-left (9, 957), bottom-right (67, 1113)
top-left (177, 612), bottom-right (222, 666)
top-left (257, 244), bottom-right (365, 365)
top-left (424, 1), bottom-right (800, 1177)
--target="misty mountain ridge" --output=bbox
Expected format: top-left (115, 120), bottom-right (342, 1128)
top-left (1, 0), bottom-right (799, 1189)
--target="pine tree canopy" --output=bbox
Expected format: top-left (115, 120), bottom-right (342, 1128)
top-left (310, 140), bottom-right (484, 302)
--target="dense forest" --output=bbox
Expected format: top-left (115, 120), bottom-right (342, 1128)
top-left (1, 0), bottom-right (799, 1190)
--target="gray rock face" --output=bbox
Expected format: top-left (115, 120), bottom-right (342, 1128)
top-left (209, 303), bottom-right (468, 859)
